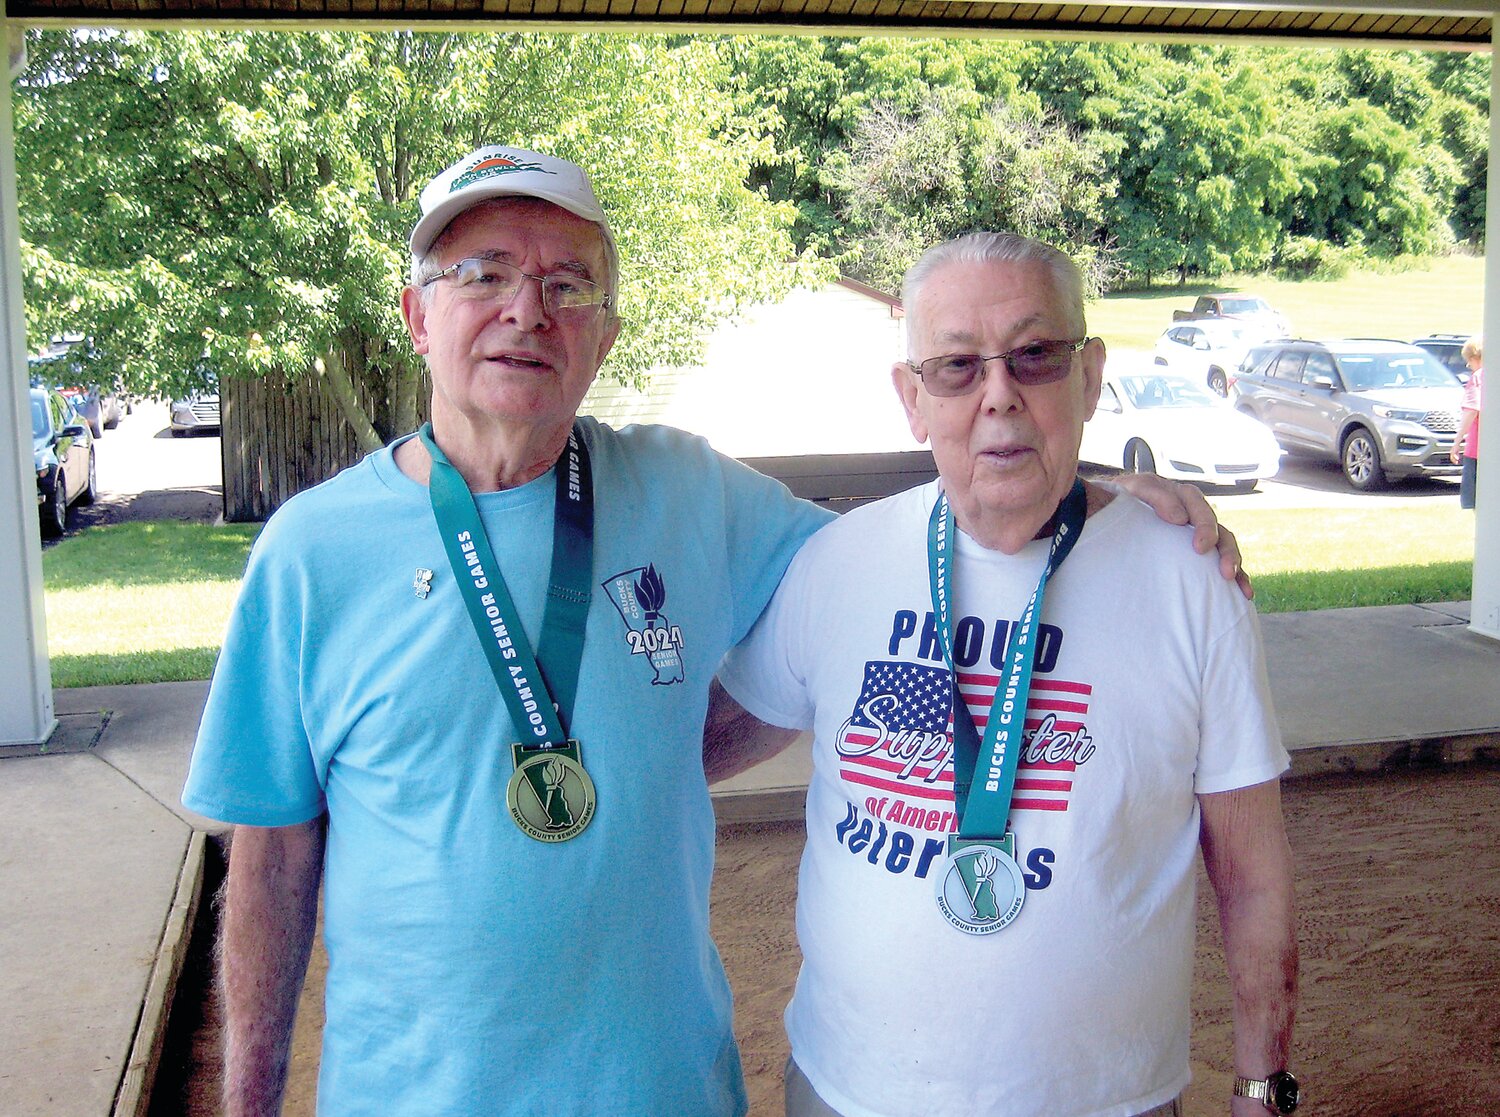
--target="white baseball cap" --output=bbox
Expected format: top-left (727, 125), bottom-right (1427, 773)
top-left (410, 145), bottom-right (612, 257)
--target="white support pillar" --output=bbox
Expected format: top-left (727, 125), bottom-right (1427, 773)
top-left (0, 24), bottom-right (56, 747)
top-left (1473, 31), bottom-right (1500, 641)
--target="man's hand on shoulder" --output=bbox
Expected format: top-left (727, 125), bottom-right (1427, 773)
top-left (1110, 473), bottom-right (1252, 600)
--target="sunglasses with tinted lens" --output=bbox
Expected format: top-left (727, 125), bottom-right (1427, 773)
top-left (909, 338), bottom-right (1089, 396)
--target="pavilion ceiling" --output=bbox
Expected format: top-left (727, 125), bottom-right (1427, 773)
top-left (8, 0), bottom-right (1493, 51)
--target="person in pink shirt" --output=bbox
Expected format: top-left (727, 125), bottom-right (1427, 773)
top-left (1450, 336), bottom-right (1483, 509)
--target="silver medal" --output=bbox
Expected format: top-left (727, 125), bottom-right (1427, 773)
top-left (935, 841), bottom-right (1026, 935)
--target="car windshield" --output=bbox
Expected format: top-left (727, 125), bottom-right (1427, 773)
top-left (31, 396), bottom-right (49, 439)
top-left (1118, 376), bottom-right (1218, 409)
top-left (1335, 352), bottom-right (1457, 390)
top-left (1219, 298), bottom-right (1267, 315)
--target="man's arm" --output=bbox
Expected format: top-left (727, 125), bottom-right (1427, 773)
top-left (1198, 779), bottom-right (1298, 1116)
top-left (1112, 473), bottom-right (1251, 599)
top-left (704, 679), bottom-right (802, 785)
top-left (220, 817), bottom-right (327, 1117)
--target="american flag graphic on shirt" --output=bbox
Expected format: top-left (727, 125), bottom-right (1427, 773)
top-left (834, 660), bottom-right (1095, 813)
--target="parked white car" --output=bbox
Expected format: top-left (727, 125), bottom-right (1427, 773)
top-left (1081, 370), bottom-right (1282, 491)
top-left (1153, 319), bottom-right (1256, 396)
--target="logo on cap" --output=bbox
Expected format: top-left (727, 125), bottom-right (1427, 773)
top-left (449, 154), bottom-right (555, 195)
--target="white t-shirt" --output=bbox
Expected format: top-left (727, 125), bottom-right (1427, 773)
top-left (720, 483), bottom-right (1288, 1117)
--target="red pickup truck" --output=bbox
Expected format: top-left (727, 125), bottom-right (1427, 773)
top-left (1172, 294), bottom-right (1289, 339)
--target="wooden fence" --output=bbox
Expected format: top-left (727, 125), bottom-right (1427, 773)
top-left (220, 371), bottom-right (429, 522)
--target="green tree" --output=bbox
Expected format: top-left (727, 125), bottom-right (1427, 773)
top-left (1270, 48), bottom-right (1467, 253)
top-left (727, 36), bottom-right (1027, 263)
top-left (832, 93), bottom-right (1113, 293)
top-left (1097, 58), bottom-right (1300, 284)
top-left (17, 30), bottom-right (813, 451)
top-left (1289, 100), bottom-right (1452, 255)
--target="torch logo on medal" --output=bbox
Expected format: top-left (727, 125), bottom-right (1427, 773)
top-left (506, 744), bottom-right (597, 843)
top-left (935, 842), bottom-right (1026, 935)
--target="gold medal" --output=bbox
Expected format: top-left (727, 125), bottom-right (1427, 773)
top-left (506, 741), bottom-right (596, 842)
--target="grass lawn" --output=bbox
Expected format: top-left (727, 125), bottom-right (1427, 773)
top-left (42, 504), bottom-right (1476, 687)
top-left (44, 521), bottom-right (262, 688)
top-left (1207, 504), bottom-right (1475, 613)
top-left (1090, 254), bottom-right (1486, 352)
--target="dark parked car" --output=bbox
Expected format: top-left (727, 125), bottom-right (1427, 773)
top-left (1411, 334), bottom-right (1473, 384)
top-left (32, 386), bottom-right (97, 538)
top-left (1232, 339), bottom-right (1464, 491)
top-left (30, 345), bottom-right (125, 437)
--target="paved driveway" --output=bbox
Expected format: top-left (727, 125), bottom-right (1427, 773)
top-left (66, 398), bottom-right (222, 529)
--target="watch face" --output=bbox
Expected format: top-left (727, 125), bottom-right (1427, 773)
top-left (1268, 1071), bottom-right (1301, 1112)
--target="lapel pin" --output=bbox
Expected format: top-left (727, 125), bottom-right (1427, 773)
top-left (414, 568), bottom-right (434, 599)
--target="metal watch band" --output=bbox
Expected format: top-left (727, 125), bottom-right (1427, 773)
top-left (1233, 1072), bottom-right (1300, 1114)
top-left (1233, 1076), bottom-right (1271, 1103)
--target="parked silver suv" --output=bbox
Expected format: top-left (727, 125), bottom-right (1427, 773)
top-left (1231, 339), bottom-right (1464, 491)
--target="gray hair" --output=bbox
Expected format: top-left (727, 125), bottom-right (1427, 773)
top-left (409, 199), bottom-right (620, 315)
top-left (901, 232), bottom-right (1085, 358)
top-left (1462, 335), bottom-right (1483, 363)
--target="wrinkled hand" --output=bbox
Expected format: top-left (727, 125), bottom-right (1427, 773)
top-left (1112, 473), bottom-right (1252, 600)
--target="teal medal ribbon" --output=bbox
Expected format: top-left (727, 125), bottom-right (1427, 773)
top-left (927, 478), bottom-right (1087, 933)
top-left (419, 422), bottom-right (597, 842)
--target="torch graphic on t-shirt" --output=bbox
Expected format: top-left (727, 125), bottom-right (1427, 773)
top-left (602, 564), bottom-right (686, 686)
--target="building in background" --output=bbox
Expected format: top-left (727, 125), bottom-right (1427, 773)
top-left (583, 278), bottom-right (912, 458)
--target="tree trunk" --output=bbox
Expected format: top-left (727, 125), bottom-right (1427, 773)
top-left (389, 351), bottom-right (422, 438)
top-left (316, 347), bottom-right (383, 454)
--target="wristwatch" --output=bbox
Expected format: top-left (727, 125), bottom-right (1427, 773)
top-left (1233, 1071), bottom-right (1301, 1113)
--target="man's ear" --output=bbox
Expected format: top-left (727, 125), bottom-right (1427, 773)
top-left (1081, 338), bottom-right (1106, 421)
top-left (595, 314), bottom-right (622, 371)
top-left (892, 363), bottom-right (930, 445)
top-left (400, 286), bottom-right (431, 355)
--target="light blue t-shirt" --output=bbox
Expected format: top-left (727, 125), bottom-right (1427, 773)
top-left (183, 418), bottom-right (830, 1116)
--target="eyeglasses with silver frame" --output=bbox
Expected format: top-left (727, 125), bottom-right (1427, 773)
top-left (908, 338), bottom-right (1091, 397)
top-left (422, 257), bottom-right (612, 316)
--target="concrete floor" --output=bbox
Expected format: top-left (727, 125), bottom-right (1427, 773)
top-left (2, 603), bottom-right (1497, 1116)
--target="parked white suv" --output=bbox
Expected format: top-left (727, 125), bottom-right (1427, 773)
top-left (1153, 319), bottom-right (1255, 396)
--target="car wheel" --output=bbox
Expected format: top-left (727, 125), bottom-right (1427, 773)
top-left (1126, 440), bottom-right (1157, 475)
top-left (80, 449), bottom-right (98, 505)
top-left (1233, 479), bottom-right (1257, 493)
top-left (1341, 428), bottom-right (1388, 491)
top-left (40, 480), bottom-right (67, 539)
top-left (171, 427), bottom-right (185, 438)
top-left (1208, 368), bottom-right (1227, 396)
